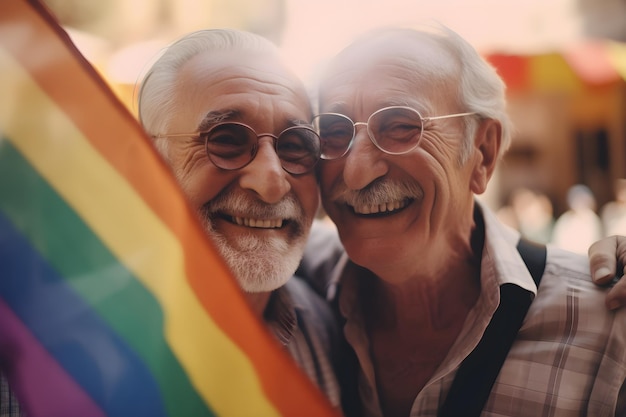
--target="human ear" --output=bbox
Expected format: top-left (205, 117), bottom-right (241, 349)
top-left (470, 119), bottom-right (501, 194)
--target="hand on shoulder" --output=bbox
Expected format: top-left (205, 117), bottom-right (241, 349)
top-left (588, 236), bottom-right (626, 310)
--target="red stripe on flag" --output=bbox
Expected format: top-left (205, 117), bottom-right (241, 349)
top-left (0, 1), bottom-right (337, 415)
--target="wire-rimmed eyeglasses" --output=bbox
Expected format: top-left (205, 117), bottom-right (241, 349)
top-left (154, 122), bottom-right (322, 175)
top-left (312, 106), bottom-right (476, 160)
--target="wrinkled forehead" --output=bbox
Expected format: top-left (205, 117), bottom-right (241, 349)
top-left (319, 31), bottom-right (460, 107)
top-left (177, 49), bottom-right (311, 111)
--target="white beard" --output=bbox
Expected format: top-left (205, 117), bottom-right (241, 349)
top-left (199, 192), bottom-right (310, 293)
top-left (208, 227), bottom-right (307, 293)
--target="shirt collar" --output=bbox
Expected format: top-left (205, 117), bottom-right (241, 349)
top-left (478, 199), bottom-right (539, 295)
top-left (332, 200), bottom-right (541, 416)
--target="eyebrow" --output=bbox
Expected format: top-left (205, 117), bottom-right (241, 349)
top-left (196, 110), bottom-right (240, 132)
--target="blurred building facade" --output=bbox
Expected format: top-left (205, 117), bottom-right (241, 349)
top-left (487, 46), bottom-right (626, 216)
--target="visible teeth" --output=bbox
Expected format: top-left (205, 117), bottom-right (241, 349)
top-left (233, 216), bottom-right (283, 228)
top-left (353, 199), bottom-right (407, 215)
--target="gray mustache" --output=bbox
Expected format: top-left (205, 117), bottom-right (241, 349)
top-left (206, 192), bottom-right (302, 220)
top-left (330, 179), bottom-right (424, 206)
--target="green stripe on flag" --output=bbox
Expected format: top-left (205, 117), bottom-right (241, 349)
top-left (0, 138), bottom-right (216, 417)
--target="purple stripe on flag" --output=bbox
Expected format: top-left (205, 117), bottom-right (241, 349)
top-left (0, 299), bottom-right (105, 417)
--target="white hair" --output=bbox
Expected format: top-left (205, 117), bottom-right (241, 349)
top-left (320, 24), bottom-right (513, 164)
top-left (428, 24), bottom-right (512, 161)
top-left (138, 29), bottom-right (282, 155)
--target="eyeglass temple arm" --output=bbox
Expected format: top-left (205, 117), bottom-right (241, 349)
top-left (423, 112), bottom-right (476, 122)
top-left (153, 132), bottom-right (201, 139)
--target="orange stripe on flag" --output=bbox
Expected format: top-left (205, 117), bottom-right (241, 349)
top-left (0, 1), bottom-right (338, 415)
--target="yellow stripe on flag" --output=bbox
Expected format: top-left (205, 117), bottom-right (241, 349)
top-left (0, 45), bottom-right (280, 417)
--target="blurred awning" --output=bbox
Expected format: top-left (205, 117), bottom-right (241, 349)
top-left (485, 41), bottom-right (626, 94)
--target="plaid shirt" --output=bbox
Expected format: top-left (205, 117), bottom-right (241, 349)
top-left (265, 276), bottom-right (342, 412)
top-left (333, 202), bottom-right (626, 417)
top-left (0, 374), bottom-right (21, 417)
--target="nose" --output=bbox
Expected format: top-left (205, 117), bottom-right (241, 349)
top-left (238, 137), bottom-right (291, 204)
top-left (342, 126), bottom-right (388, 190)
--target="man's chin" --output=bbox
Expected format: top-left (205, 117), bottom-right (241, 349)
top-left (219, 239), bottom-right (306, 293)
top-left (206, 221), bottom-right (308, 290)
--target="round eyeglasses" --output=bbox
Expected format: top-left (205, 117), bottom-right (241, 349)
top-left (312, 106), bottom-right (476, 160)
top-left (155, 122), bottom-right (321, 175)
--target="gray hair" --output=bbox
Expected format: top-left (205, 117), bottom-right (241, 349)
top-left (138, 29), bottom-right (282, 155)
top-left (321, 24), bottom-right (513, 163)
top-left (428, 24), bottom-right (512, 161)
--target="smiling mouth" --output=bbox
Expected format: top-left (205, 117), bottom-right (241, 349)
top-left (349, 198), bottom-right (412, 216)
top-left (219, 214), bottom-right (286, 229)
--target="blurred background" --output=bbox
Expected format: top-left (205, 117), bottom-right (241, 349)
top-left (41, 0), bottom-right (626, 252)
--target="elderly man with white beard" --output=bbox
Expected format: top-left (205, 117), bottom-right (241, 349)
top-left (138, 28), bottom-right (342, 409)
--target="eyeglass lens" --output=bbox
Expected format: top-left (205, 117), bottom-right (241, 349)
top-left (203, 123), bottom-right (320, 175)
top-left (313, 107), bottom-right (424, 159)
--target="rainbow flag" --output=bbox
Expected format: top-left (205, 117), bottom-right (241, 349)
top-left (0, 1), bottom-right (338, 416)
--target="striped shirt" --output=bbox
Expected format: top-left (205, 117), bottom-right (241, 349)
top-left (331, 202), bottom-right (626, 417)
top-left (265, 276), bottom-right (343, 412)
top-left (0, 374), bottom-right (21, 417)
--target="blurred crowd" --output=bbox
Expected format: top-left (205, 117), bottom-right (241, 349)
top-left (497, 178), bottom-right (626, 254)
